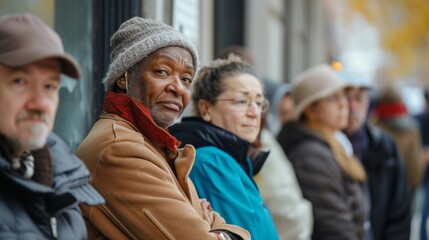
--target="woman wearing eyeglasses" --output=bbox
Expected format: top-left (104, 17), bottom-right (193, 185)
top-left (169, 55), bottom-right (279, 240)
top-left (277, 65), bottom-right (367, 240)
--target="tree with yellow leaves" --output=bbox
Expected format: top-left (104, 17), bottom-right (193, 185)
top-left (347, 0), bottom-right (429, 84)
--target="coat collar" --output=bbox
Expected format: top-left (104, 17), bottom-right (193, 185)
top-left (103, 92), bottom-right (181, 155)
top-left (169, 117), bottom-right (270, 176)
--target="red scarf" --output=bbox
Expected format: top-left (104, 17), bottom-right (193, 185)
top-left (103, 92), bottom-right (181, 152)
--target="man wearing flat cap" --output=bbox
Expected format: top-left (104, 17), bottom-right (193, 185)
top-left (76, 17), bottom-right (250, 240)
top-left (0, 13), bottom-right (104, 239)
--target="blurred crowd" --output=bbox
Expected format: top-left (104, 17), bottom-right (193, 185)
top-left (1, 13), bottom-right (428, 240)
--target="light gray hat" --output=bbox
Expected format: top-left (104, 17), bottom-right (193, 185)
top-left (336, 68), bottom-right (372, 89)
top-left (103, 17), bottom-right (199, 91)
top-left (292, 64), bottom-right (346, 119)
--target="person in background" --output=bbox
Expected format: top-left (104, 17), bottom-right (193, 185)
top-left (251, 102), bottom-right (314, 240)
top-left (250, 80), bottom-right (313, 240)
top-left (413, 89), bottom-right (429, 240)
top-left (277, 85), bottom-right (296, 125)
top-left (76, 17), bottom-right (250, 240)
top-left (0, 13), bottom-right (104, 239)
top-left (216, 46), bottom-right (313, 239)
top-left (338, 68), bottom-right (412, 240)
top-left (277, 64), bottom-right (367, 240)
top-left (371, 85), bottom-right (424, 192)
top-left (415, 90), bottom-right (429, 162)
top-left (170, 55), bottom-right (279, 240)
top-left (265, 82), bottom-right (295, 134)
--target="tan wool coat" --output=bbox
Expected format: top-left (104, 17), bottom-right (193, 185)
top-left (77, 113), bottom-right (250, 240)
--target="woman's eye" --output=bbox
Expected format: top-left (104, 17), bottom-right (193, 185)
top-left (235, 99), bottom-right (248, 105)
top-left (13, 78), bottom-right (25, 85)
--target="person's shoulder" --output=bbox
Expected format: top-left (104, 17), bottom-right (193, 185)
top-left (194, 146), bottom-right (238, 169)
top-left (86, 115), bottom-right (146, 146)
top-left (47, 133), bottom-right (93, 184)
top-left (366, 124), bottom-right (390, 143)
top-left (195, 146), bottom-right (231, 160)
top-left (47, 133), bottom-right (75, 160)
top-left (296, 140), bottom-right (332, 158)
top-left (48, 133), bottom-right (90, 177)
top-left (415, 110), bottom-right (429, 120)
top-left (47, 133), bottom-right (105, 205)
top-left (365, 124), bottom-right (400, 157)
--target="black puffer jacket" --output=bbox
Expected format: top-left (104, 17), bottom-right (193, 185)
top-left (0, 133), bottom-right (104, 239)
top-left (277, 121), bottom-right (366, 240)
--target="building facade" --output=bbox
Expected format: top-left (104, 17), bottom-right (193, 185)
top-left (0, 0), bottom-right (330, 149)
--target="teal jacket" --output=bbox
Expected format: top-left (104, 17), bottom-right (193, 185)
top-left (170, 117), bottom-right (279, 240)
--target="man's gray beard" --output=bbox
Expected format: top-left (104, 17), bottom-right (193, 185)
top-left (152, 113), bottom-right (178, 129)
top-left (15, 111), bottom-right (51, 151)
top-left (350, 112), bottom-right (365, 123)
top-left (151, 109), bottom-right (179, 129)
top-left (19, 123), bottom-right (49, 151)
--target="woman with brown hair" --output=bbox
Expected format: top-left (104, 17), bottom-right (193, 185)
top-left (170, 55), bottom-right (279, 240)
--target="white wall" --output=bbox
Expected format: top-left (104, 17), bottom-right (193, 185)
top-left (246, 0), bottom-right (285, 82)
top-left (199, 0), bottom-right (215, 65)
top-left (246, 0), bottom-right (329, 83)
top-left (285, 0), bottom-right (329, 81)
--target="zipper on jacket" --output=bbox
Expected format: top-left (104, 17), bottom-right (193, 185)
top-left (50, 217), bottom-right (58, 238)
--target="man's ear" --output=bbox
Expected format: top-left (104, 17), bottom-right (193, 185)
top-left (198, 100), bottom-right (212, 122)
top-left (116, 76), bottom-right (127, 91)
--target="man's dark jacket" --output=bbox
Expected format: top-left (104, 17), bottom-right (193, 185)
top-left (0, 133), bottom-right (104, 239)
top-left (355, 124), bottom-right (412, 240)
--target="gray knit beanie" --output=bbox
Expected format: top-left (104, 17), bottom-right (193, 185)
top-left (103, 17), bottom-right (199, 91)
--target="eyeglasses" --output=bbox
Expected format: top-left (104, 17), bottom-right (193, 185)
top-left (216, 97), bottom-right (269, 113)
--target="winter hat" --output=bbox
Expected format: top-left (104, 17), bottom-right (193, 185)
top-left (292, 64), bottom-right (346, 119)
top-left (336, 68), bottom-right (372, 89)
top-left (103, 17), bottom-right (199, 91)
top-left (0, 13), bottom-right (80, 79)
top-left (373, 86), bottom-right (418, 128)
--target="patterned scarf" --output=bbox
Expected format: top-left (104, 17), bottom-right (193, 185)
top-left (12, 151), bottom-right (35, 178)
top-left (0, 133), bottom-right (35, 179)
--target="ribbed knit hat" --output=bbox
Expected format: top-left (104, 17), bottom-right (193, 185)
top-left (103, 17), bottom-right (199, 91)
top-left (292, 64), bottom-right (346, 119)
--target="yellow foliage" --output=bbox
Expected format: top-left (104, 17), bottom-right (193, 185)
top-left (347, 0), bottom-right (429, 80)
